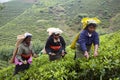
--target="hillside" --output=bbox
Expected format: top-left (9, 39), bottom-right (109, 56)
top-left (0, 0), bottom-right (120, 73)
top-left (0, 0), bottom-right (120, 46)
top-left (0, 30), bottom-right (120, 80)
top-left (63, 0), bottom-right (120, 33)
top-left (0, 0), bottom-right (74, 47)
top-left (0, 0), bottom-right (33, 27)
top-left (0, 3), bottom-right (4, 10)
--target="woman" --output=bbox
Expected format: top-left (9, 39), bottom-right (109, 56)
top-left (45, 28), bottom-right (66, 61)
top-left (75, 18), bottom-right (100, 59)
top-left (13, 32), bottom-right (37, 75)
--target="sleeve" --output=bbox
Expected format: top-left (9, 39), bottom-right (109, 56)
top-left (45, 38), bottom-right (52, 54)
top-left (32, 49), bottom-right (35, 54)
top-left (16, 45), bottom-right (24, 62)
top-left (30, 43), bottom-right (36, 55)
top-left (77, 32), bottom-right (87, 52)
top-left (93, 33), bottom-right (99, 45)
top-left (60, 36), bottom-right (66, 51)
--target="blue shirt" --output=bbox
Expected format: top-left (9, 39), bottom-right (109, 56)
top-left (77, 30), bottom-right (99, 51)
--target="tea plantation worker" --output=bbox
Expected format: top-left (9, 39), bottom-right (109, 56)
top-left (45, 28), bottom-right (66, 61)
top-left (11, 32), bottom-right (38, 75)
top-left (74, 17), bottom-right (101, 59)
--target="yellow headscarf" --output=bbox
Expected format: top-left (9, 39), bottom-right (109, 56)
top-left (81, 17), bottom-right (101, 29)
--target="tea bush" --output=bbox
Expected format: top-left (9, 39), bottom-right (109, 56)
top-left (0, 30), bottom-right (120, 80)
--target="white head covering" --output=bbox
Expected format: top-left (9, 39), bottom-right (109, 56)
top-left (16, 32), bottom-right (32, 47)
top-left (47, 28), bottom-right (63, 36)
top-left (47, 28), bottom-right (57, 35)
top-left (17, 32), bottom-right (32, 40)
top-left (24, 32), bottom-right (32, 38)
top-left (87, 19), bottom-right (97, 24)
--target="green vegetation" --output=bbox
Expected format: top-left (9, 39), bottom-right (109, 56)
top-left (0, 40), bottom-right (44, 61)
top-left (0, 0), bottom-right (120, 47)
top-left (0, 0), bottom-right (72, 47)
top-left (63, 0), bottom-right (120, 33)
top-left (109, 13), bottom-right (120, 32)
top-left (0, 0), bottom-right (120, 79)
top-left (0, 30), bottom-right (120, 80)
top-left (0, 3), bottom-right (4, 10)
top-left (0, 0), bottom-right (33, 27)
top-left (0, 60), bottom-right (10, 69)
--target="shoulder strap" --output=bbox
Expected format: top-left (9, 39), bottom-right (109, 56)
top-left (9, 47), bottom-right (18, 63)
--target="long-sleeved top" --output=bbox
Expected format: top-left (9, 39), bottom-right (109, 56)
top-left (16, 42), bottom-right (35, 62)
top-left (77, 30), bottom-right (99, 52)
top-left (45, 36), bottom-right (66, 54)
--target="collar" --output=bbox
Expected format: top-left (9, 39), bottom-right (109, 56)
top-left (84, 30), bottom-right (95, 37)
top-left (88, 33), bottom-right (92, 37)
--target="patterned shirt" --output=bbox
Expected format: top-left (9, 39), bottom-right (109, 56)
top-left (16, 42), bottom-right (35, 62)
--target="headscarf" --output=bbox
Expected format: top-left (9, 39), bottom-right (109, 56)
top-left (47, 28), bottom-right (63, 36)
top-left (81, 17), bottom-right (101, 29)
top-left (15, 32), bottom-right (32, 48)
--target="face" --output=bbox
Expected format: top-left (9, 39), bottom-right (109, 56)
top-left (53, 34), bottom-right (60, 39)
top-left (24, 37), bottom-right (31, 45)
top-left (88, 26), bottom-right (96, 33)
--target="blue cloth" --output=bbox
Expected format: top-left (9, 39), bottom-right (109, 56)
top-left (77, 30), bottom-right (99, 52)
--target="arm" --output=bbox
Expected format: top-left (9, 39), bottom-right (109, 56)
top-left (59, 36), bottom-right (66, 56)
top-left (60, 36), bottom-right (66, 52)
top-left (31, 48), bottom-right (38, 58)
top-left (45, 38), bottom-right (52, 55)
top-left (93, 32), bottom-right (99, 46)
top-left (78, 32), bottom-right (87, 52)
top-left (30, 43), bottom-right (38, 58)
top-left (93, 33), bottom-right (99, 57)
top-left (16, 45), bottom-right (24, 62)
top-left (78, 32), bottom-right (89, 59)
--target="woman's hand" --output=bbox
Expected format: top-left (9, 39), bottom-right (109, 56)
top-left (61, 53), bottom-right (65, 56)
top-left (94, 44), bottom-right (99, 57)
top-left (61, 50), bottom-right (65, 56)
top-left (33, 54), bottom-right (38, 58)
top-left (94, 51), bottom-right (98, 57)
top-left (49, 52), bottom-right (56, 56)
top-left (22, 60), bottom-right (27, 64)
top-left (84, 51), bottom-right (89, 59)
top-left (50, 53), bottom-right (56, 56)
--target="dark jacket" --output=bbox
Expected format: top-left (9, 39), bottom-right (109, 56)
top-left (45, 36), bottom-right (66, 54)
top-left (77, 30), bottom-right (99, 51)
